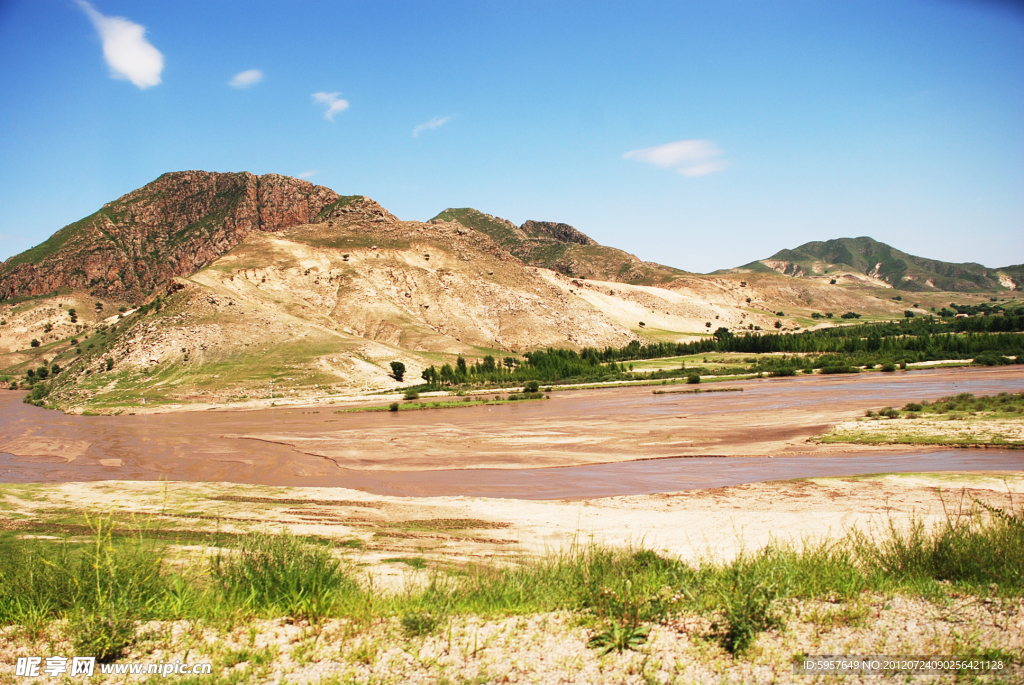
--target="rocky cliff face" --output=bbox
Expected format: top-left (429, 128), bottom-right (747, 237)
top-left (520, 220), bottom-right (596, 246)
top-left (0, 171), bottom-right (340, 302)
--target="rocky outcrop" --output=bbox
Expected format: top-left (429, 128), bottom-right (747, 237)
top-left (0, 171), bottom-right (340, 302)
top-left (520, 220), bottom-right (597, 246)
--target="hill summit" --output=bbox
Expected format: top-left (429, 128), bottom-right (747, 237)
top-left (430, 208), bottom-right (686, 284)
top-left (0, 171), bottom-right (354, 302)
top-left (728, 236), bottom-right (1023, 291)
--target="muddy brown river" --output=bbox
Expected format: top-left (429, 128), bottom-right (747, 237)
top-left (1, 367), bottom-right (1022, 499)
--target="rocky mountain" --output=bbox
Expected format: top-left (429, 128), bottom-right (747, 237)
top-left (0, 171), bottom-right (344, 302)
top-left (429, 208), bottom-right (688, 284)
top-left (726, 237), bottom-right (1023, 291)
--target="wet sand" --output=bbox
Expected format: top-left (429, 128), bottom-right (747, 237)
top-left (1, 366), bottom-right (1022, 497)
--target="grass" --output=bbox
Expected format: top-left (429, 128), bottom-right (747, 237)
top-left (2, 497), bottom-right (1021, 663)
top-left (819, 391), bottom-right (1024, 447)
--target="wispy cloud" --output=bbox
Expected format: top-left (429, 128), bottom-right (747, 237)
top-left (623, 139), bottom-right (728, 177)
top-left (312, 92), bottom-right (349, 121)
top-left (229, 69), bottom-right (263, 89)
top-left (412, 115), bottom-right (451, 138)
top-left (297, 170), bottom-right (318, 179)
top-left (75, 0), bottom-right (163, 89)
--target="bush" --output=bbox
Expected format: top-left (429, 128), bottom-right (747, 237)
top-left (524, 380), bottom-right (540, 393)
top-left (770, 367), bottom-right (796, 377)
top-left (211, 532), bottom-right (360, 621)
top-left (403, 389), bottom-right (420, 400)
top-left (70, 609), bottom-right (136, 663)
top-left (390, 361), bottom-right (406, 381)
top-left (30, 339), bottom-right (40, 348)
top-left (973, 352), bottom-right (1013, 366)
top-left (879, 406), bottom-right (899, 418)
top-left (389, 402), bottom-right (399, 412)
top-left (820, 366), bottom-right (859, 374)
top-left (903, 402), bottom-right (923, 412)
top-left (686, 374), bottom-right (700, 384)
top-left (711, 548), bottom-right (790, 655)
top-left (840, 312), bottom-right (861, 319)
top-left (105, 357), bottom-right (114, 371)
top-left (880, 363), bottom-right (896, 373)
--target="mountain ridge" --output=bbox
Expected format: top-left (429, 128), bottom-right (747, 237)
top-left (723, 236), bottom-right (1023, 291)
top-left (0, 171), bottom-right (345, 303)
top-left (429, 207), bottom-right (688, 285)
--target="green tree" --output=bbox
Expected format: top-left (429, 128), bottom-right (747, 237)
top-left (390, 361), bottom-right (406, 382)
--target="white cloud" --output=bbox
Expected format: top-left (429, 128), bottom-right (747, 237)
top-left (229, 69), bottom-right (263, 89)
top-left (412, 115), bottom-right (451, 138)
top-left (297, 170), bottom-right (318, 179)
top-left (76, 0), bottom-right (163, 89)
top-left (622, 139), bottom-right (728, 177)
top-left (312, 92), bottom-right (349, 121)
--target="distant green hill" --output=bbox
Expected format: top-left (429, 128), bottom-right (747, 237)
top-left (724, 237), bottom-right (1023, 292)
top-left (430, 208), bottom-right (688, 284)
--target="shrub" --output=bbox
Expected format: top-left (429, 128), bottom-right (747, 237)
top-left (403, 389), bottom-right (419, 400)
top-left (36, 366), bottom-right (49, 379)
top-left (879, 406), bottom-right (899, 418)
top-left (389, 402), bottom-right (399, 412)
top-left (711, 548), bottom-right (790, 655)
top-left (904, 310), bottom-right (915, 318)
top-left (390, 361), bottom-right (406, 381)
top-left (211, 532), bottom-right (360, 621)
top-left (29, 383), bottom-right (47, 403)
top-left (686, 374), bottom-right (700, 384)
top-left (30, 339), bottom-right (40, 348)
top-left (821, 365), bottom-right (859, 374)
top-left (973, 352), bottom-right (1012, 366)
top-left (840, 311), bottom-right (861, 319)
top-left (70, 609), bottom-right (136, 663)
top-left (770, 367), bottom-right (796, 377)
top-left (524, 380), bottom-right (540, 393)
top-left (881, 363), bottom-right (896, 373)
top-left (401, 610), bottom-right (442, 637)
top-left (903, 402), bottom-right (923, 412)
top-left (105, 358), bottom-right (114, 371)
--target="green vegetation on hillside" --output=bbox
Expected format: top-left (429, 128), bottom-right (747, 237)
top-left (735, 236), bottom-right (1021, 291)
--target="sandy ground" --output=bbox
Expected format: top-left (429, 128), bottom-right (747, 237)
top-left (3, 472), bottom-right (1022, 589)
top-left (2, 473), bottom-right (1023, 685)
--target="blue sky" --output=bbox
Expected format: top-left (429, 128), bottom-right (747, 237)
top-left (0, 0), bottom-right (1021, 273)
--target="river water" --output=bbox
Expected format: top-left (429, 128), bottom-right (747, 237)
top-left (1, 367), bottom-right (1022, 499)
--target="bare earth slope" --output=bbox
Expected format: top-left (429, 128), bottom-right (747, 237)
top-left (3, 172), bottom-right (1011, 412)
top-left (0, 171), bottom-right (341, 302)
